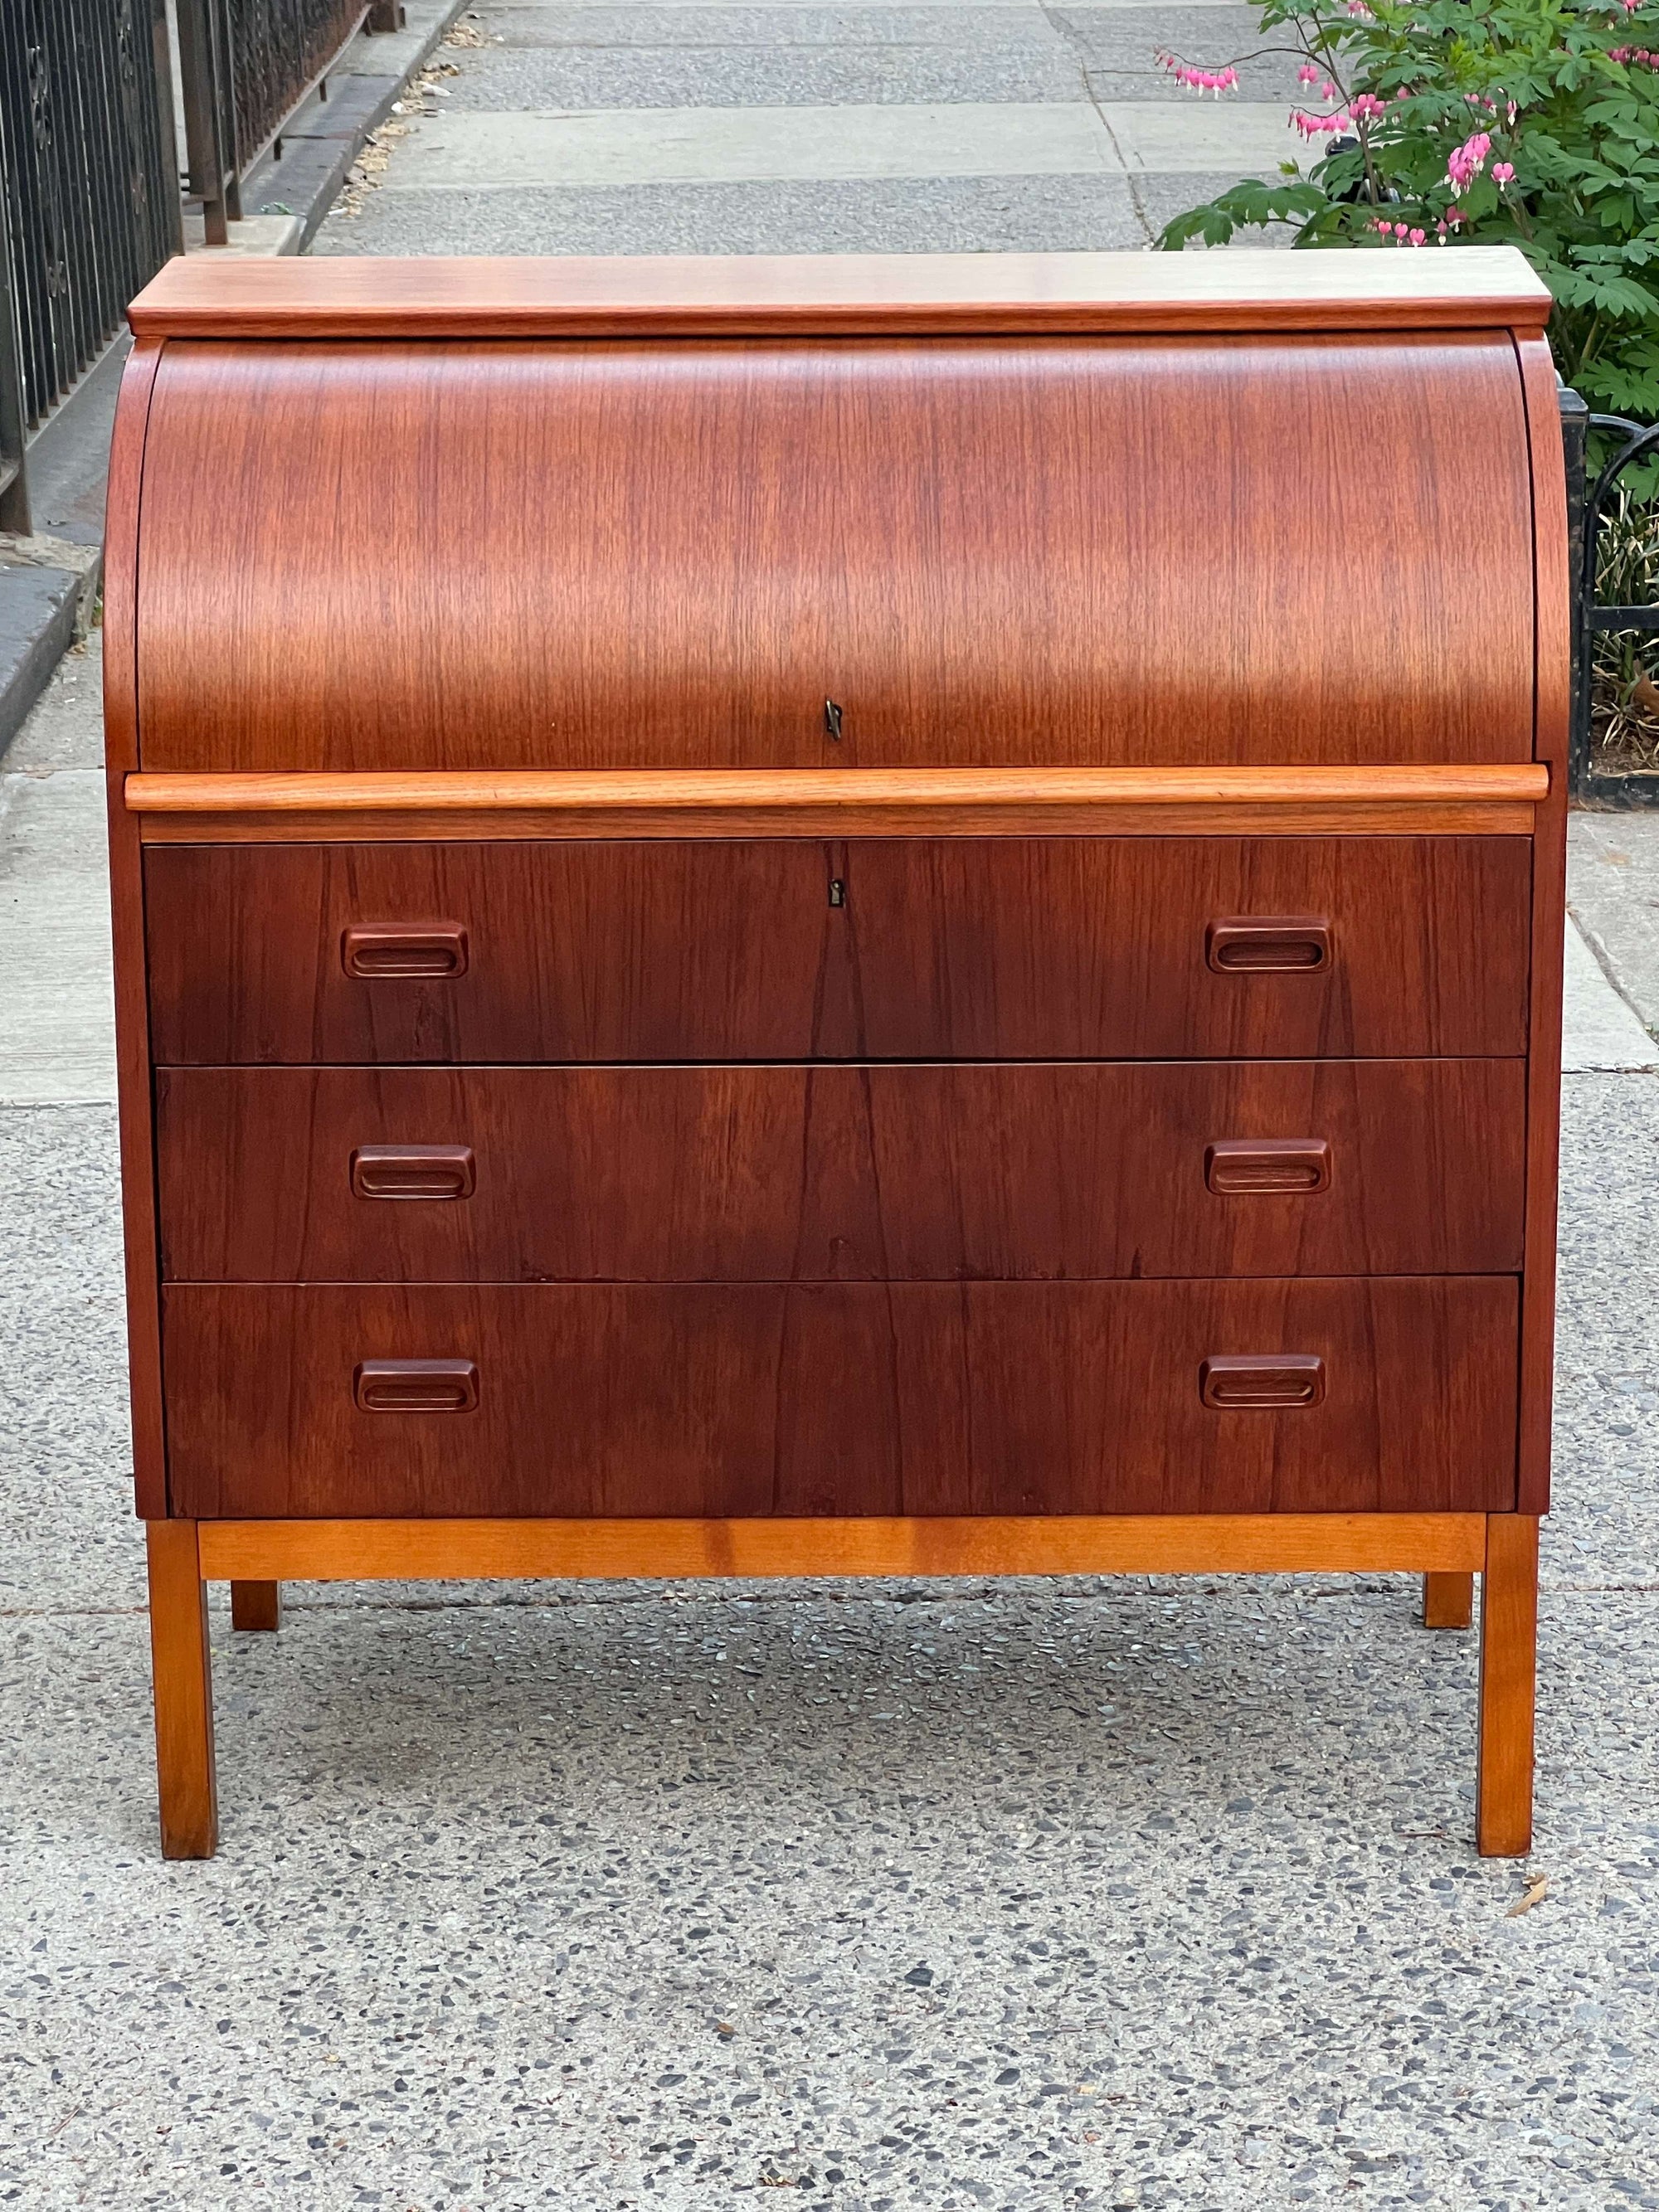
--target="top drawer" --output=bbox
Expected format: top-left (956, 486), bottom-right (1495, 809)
top-left (145, 834), bottom-right (1530, 1064)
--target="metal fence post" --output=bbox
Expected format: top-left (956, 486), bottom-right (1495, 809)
top-left (0, 41), bottom-right (29, 533)
top-left (0, 200), bottom-right (31, 535)
top-left (149, 0), bottom-right (186, 260)
top-left (175, 0), bottom-right (233, 241)
top-left (212, 0), bottom-right (242, 220)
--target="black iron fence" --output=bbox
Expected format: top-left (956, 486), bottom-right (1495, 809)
top-left (231, 0), bottom-right (366, 168)
top-left (177, 0), bottom-right (372, 245)
top-left (1562, 388), bottom-right (1659, 805)
top-left (0, 0), bottom-right (180, 531)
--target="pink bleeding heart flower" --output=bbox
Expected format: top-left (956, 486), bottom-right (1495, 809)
top-left (1446, 130), bottom-right (1491, 195)
top-left (1159, 54), bottom-right (1239, 94)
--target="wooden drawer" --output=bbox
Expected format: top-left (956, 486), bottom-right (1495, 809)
top-left (156, 1060), bottom-right (1526, 1283)
top-left (161, 1278), bottom-right (1519, 1519)
top-left (144, 835), bottom-right (1530, 1064)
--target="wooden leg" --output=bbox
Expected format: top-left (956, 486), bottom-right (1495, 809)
top-left (1477, 1514), bottom-right (1539, 1858)
top-left (231, 1580), bottom-right (282, 1631)
top-left (146, 1520), bottom-right (218, 1860)
top-left (1422, 1571), bottom-right (1474, 1630)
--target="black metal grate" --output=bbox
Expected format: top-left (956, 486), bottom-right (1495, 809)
top-left (0, 0), bottom-right (177, 435)
top-left (1563, 389), bottom-right (1659, 805)
top-left (226, 0), bottom-right (363, 165)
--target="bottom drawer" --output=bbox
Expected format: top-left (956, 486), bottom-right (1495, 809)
top-left (163, 1280), bottom-right (1518, 1519)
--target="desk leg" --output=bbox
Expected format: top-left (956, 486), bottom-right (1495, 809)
top-left (1422, 1573), bottom-right (1474, 1629)
top-left (146, 1520), bottom-right (218, 1860)
top-left (231, 1581), bottom-right (282, 1631)
top-left (1477, 1514), bottom-right (1539, 1858)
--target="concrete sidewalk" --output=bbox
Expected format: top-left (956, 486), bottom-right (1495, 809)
top-left (314, 0), bottom-right (1301, 255)
top-left (3, 646), bottom-right (1659, 2210)
top-left (5, 12), bottom-right (1659, 2201)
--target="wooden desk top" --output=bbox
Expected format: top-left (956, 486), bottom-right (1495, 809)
top-left (127, 246), bottom-right (1551, 341)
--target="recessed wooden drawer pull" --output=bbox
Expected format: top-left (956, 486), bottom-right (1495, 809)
top-left (1204, 1138), bottom-right (1331, 1196)
top-left (353, 1359), bottom-right (479, 1413)
top-left (1199, 1354), bottom-right (1326, 1410)
top-left (349, 1145), bottom-right (476, 1201)
top-left (341, 922), bottom-right (469, 980)
top-left (1206, 917), bottom-right (1331, 974)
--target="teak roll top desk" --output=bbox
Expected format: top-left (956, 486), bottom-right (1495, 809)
top-left (108, 249), bottom-right (1567, 1860)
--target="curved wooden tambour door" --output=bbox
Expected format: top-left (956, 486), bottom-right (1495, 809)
top-left (132, 333), bottom-right (1536, 773)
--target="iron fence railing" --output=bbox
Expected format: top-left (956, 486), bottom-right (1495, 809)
top-left (231, 0), bottom-right (364, 167)
top-left (0, 0), bottom-right (180, 531)
top-left (1562, 387), bottom-right (1659, 805)
top-left (178, 0), bottom-right (367, 244)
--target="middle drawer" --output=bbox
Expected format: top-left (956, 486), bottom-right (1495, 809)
top-left (156, 1061), bottom-right (1525, 1281)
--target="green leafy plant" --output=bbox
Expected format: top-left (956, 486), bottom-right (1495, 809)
top-left (1155, 1), bottom-right (1659, 433)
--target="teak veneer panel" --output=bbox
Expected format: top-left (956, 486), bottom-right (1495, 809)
top-left (1516, 334), bottom-right (1570, 1519)
top-left (155, 1061), bottom-right (1527, 1285)
top-left (161, 1278), bottom-right (1520, 1520)
top-left (125, 249), bottom-right (1551, 341)
top-left (105, 340), bottom-right (168, 1518)
top-left (196, 1513), bottom-right (1491, 1584)
top-left (134, 335), bottom-right (1535, 774)
top-left (143, 835), bottom-right (1532, 1065)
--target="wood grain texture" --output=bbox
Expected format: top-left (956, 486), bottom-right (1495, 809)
top-left (127, 766), bottom-right (1554, 814)
top-left (145, 1520), bottom-right (217, 1860)
top-left (196, 1511), bottom-right (1490, 1584)
top-left (136, 800), bottom-right (1540, 843)
top-left (105, 339), bottom-right (168, 1518)
top-left (230, 1580), bottom-right (281, 1630)
top-left (1516, 334), bottom-right (1569, 1519)
top-left (143, 836), bottom-right (1533, 1066)
top-left (155, 1060), bottom-right (1528, 1284)
top-left (161, 1278), bottom-right (1520, 1520)
top-left (124, 246), bottom-right (1552, 341)
top-left (134, 337), bottom-right (1536, 773)
top-left (104, 340), bottom-right (161, 777)
top-left (1422, 1570), bottom-right (1475, 1629)
top-left (1477, 1513), bottom-right (1540, 1856)
top-left (124, 764), bottom-right (1549, 843)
